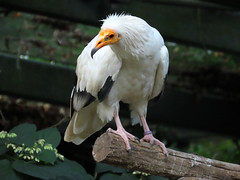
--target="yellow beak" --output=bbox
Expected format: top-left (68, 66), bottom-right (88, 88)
top-left (91, 29), bottom-right (120, 58)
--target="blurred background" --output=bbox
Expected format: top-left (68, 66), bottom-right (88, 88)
top-left (0, 0), bottom-right (240, 179)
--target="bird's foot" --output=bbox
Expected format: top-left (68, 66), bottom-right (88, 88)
top-left (107, 128), bottom-right (138, 154)
top-left (141, 132), bottom-right (168, 158)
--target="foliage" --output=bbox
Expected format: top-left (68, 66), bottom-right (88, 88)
top-left (0, 12), bottom-right (95, 66)
top-left (188, 138), bottom-right (240, 164)
top-left (0, 123), bottom-right (168, 180)
top-left (0, 123), bottom-right (93, 180)
top-left (167, 42), bottom-right (239, 70)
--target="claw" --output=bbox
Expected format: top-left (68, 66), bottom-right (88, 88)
top-left (111, 113), bottom-right (135, 156)
top-left (106, 128), bottom-right (110, 134)
top-left (106, 127), bottom-right (134, 155)
top-left (139, 116), bottom-right (168, 158)
top-left (165, 151), bottom-right (169, 159)
top-left (140, 134), bottom-right (168, 158)
top-left (130, 144), bottom-right (138, 151)
top-left (134, 136), bottom-right (140, 142)
top-left (127, 148), bottom-right (132, 156)
top-left (151, 139), bottom-right (155, 146)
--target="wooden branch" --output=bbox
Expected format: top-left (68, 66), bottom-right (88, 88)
top-left (92, 133), bottom-right (240, 179)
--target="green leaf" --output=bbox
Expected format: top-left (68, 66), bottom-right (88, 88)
top-left (10, 123), bottom-right (36, 147)
top-left (13, 159), bottom-right (57, 179)
top-left (144, 175), bottom-right (169, 180)
top-left (62, 159), bottom-right (94, 180)
top-left (100, 173), bottom-right (121, 180)
top-left (12, 158), bottom-right (94, 180)
top-left (35, 150), bottom-right (56, 164)
top-left (0, 144), bottom-right (6, 156)
top-left (120, 173), bottom-right (138, 180)
top-left (0, 159), bottom-right (22, 180)
top-left (96, 163), bottom-right (127, 174)
top-left (36, 127), bottom-right (61, 148)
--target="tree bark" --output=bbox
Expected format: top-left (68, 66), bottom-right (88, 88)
top-left (92, 133), bottom-right (240, 180)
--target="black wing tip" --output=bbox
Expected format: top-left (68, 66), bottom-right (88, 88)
top-left (70, 86), bottom-right (96, 118)
top-left (75, 90), bottom-right (96, 108)
top-left (82, 92), bottom-right (96, 107)
top-left (70, 86), bottom-right (76, 118)
top-left (98, 76), bottom-right (114, 102)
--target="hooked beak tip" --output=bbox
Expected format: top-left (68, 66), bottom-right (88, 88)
top-left (91, 47), bottom-right (99, 58)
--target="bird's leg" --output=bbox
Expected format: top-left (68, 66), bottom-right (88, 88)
top-left (107, 112), bottom-right (136, 152)
top-left (140, 116), bottom-right (168, 157)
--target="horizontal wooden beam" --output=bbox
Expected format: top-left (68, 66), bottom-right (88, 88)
top-left (0, 53), bottom-right (75, 105)
top-left (0, 0), bottom-right (240, 54)
top-left (112, 1), bottom-right (240, 54)
top-left (92, 133), bottom-right (240, 179)
top-left (0, 0), bottom-right (110, 26)
top-left (0, 53), bottom-right (239, 136)
top-left (149, 88), bottom-right (240, 137)
top-left (142, 0), bottom-right (240, 9)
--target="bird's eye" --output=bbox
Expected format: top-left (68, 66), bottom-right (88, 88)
top-left (109, 34), bottom-right (114, 38)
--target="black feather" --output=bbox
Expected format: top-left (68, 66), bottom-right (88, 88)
top-left (98, 76), bottom-right (114, 102)
top-left (77, 90), bottom-right (96, 108)
top-left (70, 86), bottom-right (76, 118)
top-left (70, 86), bottom-right (96, 118)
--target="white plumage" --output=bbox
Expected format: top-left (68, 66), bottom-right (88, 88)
top-left (64, 14), bottom-right (169, 155)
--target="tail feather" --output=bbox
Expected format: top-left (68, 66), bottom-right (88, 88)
top-left (64, 103), bottom-right (107, 145)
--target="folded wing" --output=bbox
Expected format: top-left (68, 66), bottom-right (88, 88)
top-left (150, 45), bottom-right (169, 101)
top-left (64, 36), bottom-right (122, 144)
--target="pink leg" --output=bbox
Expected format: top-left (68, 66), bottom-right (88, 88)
top-left (107, 112), bottom-right (137, 152)
top-left (140, 116), bottom-right (168, 157)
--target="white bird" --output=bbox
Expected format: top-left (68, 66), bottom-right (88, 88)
top-left (64, 14), bottom-right (169, 156)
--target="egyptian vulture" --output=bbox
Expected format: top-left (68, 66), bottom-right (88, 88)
top-left (64, 14), bottom-right (169, 156)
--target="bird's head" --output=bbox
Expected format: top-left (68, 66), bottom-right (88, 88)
top-left (91, 28), bottom-right (121, 58)
top-left (90, 14), bottom-right (150, 59)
